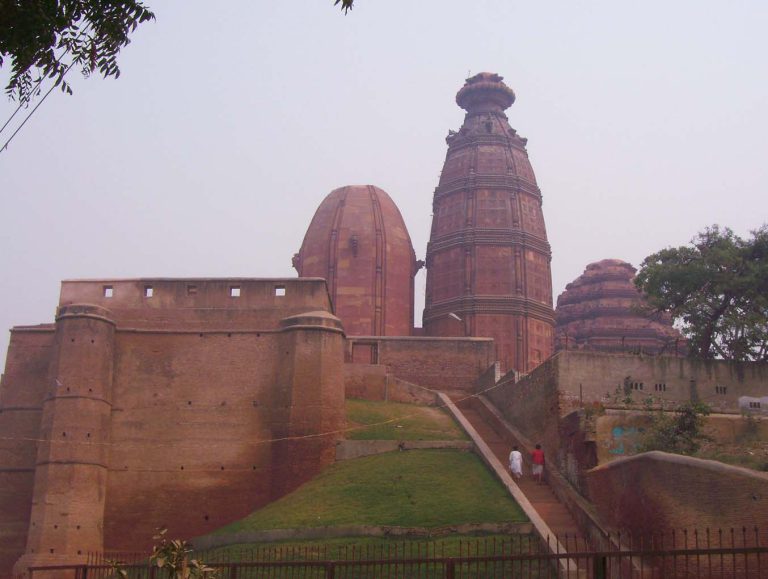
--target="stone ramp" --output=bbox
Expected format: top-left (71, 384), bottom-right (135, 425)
top-left (455, 397), bottom-right (584, 539)
top-left (438, 393), bottom-right (585, 577)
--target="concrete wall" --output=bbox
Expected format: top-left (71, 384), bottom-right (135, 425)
top-left (0, 278), bottom-right (346, 576)
top-left (587, 452), bottom-right (768, 535)
top-left (346, 336), bottom-right (495, 392)
top-left (556, 351), bottom-right (768, 415)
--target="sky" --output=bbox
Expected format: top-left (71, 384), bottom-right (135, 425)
top-left (1, 1), bottom-right (766, 368)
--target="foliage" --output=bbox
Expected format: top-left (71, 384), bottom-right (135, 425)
top-left (212, 450), bottom-right (526, 534)
top-left (638, 402), bottom-right (711, 455)
top-left (334, 0), bottom-right (355, 13)
top-left (346, 398), bottom-right (467, 441)
top-left (150, 527), bottom-right (217, 579)
top-left (1, 0), bottom-right (155, 100)
top-left (635, 224), bottom-right (768, 362)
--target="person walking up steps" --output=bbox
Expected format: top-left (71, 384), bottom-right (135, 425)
top-left (509, 446), bottom-right (523, 480)
top-left (531, 444), bottom-right (545, 484)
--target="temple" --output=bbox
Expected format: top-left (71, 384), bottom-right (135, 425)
top-left (555, 259), bottom-right (685, 355)
top-left (293, 185), bottom-right (420, 336)
top-left (423, 73), bottom-right (555, 372)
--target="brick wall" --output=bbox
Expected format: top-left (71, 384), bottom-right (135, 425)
top-left (557, 351), bottom-right (768, 415)
top-left (59, 278), bottom-right (334, 331)
top-left (485, 356), bottom-right (562, 459)
top-left (346, 336), bottom-right (495, 392)
top-left (586, 451), bottom-right (768, 534)
top-left (0, 328), bottom-right (54, 575)
top-left (0, 278), bottom-right (346, 574)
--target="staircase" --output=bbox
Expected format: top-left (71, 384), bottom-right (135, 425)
top-left (456, 397), bottom-right (585, 541)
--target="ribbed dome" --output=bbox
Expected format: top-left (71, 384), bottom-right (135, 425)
top-left (293, 185), bottom-right (419, 336)
top-left (424, 73), bottom-right (554, 372)
top-left (555, 259), bottom-right (685, 355)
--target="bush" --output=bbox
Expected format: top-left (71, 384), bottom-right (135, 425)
top-left (638, 402), bottom-right (711, 455)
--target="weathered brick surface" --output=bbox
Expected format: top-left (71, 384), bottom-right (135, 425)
top-left (0, 329), bottom-right (53, 574)
top-left (423, 73), bottom-right (555, 373)
top-left (1, 279), bottom-right (346, 574)
top-left (555, 259), bottom-right (685, 355)
top-left (587, 452), bottom-right (768, 534)
top-left (346, 336), bottom-right (495, 392)
top-left (556, 351), bottom-right (768, 415)
top-left (294, 185), bottom-right (419, 337)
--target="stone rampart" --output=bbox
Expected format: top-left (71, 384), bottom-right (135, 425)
top-left (586, 451), bottom-right (768, 535)
top-left (0, 278), bottom-right (345, 576)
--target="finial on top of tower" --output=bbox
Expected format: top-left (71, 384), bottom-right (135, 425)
top-left (456, 72), bottom-right (516, 113)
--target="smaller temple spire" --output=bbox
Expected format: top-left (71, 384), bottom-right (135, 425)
top-left (456, 72), bottom-right (516, 113)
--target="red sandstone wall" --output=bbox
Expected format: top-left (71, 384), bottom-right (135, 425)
top-left (1, 278), bottom-right (346, 572)
top-left (104, 331), bottom-right (281, 551)
top-left (59, 278), bottom-right (333, 331)
top-left (344, 363), bottom-right (389, 400)
top-left (346, 337), bottom-right (495, 393)
top-left (586, 452), bottom-right (768, 535)
top-left (0, 329), bottom-right (54, 576)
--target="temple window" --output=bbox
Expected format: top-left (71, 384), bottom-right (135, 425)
top-left (716, 385), bottom-right (727, 395)
top-left (103, 286), bottom-right (113, 298)
top-left (144, 286), bottom-right (153, 298)
top-left (230, 286), bottom-right (241, 298)
top-left (275, 285), bottom-right (286, 297)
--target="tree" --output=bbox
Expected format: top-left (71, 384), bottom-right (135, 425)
top-left (335, 0), bottom-right (355, 13)
top-left (1, 1), bottom-right (155, 101)
top-left (635, 225), bottom-right (768, 362)
top-left (638, 402), bottom-right (711, 455)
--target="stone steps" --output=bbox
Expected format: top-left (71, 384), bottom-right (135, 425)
top-left (457, 404), bottom-right (585, 542)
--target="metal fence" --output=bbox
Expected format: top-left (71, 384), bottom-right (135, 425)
top-left (26, 528), bottom-right (768, 579)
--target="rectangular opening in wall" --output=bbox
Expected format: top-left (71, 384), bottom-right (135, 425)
top-left (275, 285), bottom-right (286, 297)
top-left (230, 286), bottom-right (241, 298)
top-left (103, 286), bottom-right (113, 298)
top-left (187, 284), bottom-right (198, 296)
top-left (716, 385), bottom-right (727, 395)
top-left (144, 286), bottom-right (154, 298)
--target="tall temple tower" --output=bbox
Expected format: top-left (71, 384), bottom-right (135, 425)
top-left (423, 73), bottom-right (555, 372)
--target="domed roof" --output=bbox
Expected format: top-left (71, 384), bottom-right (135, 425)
top-left (294, 185), bottom-right (419, 336)
top-left (555, 259), bottom-right (685, 355)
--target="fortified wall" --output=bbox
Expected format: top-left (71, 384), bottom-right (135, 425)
top-left (0, 278), bottom-right (347, 575)
top-left (485, 351), bottom-right (768, 493)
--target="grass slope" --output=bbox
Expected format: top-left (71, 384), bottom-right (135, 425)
top-left (346, 399), bottom-right (468, 441)
top-left (214, 450), bottom-right (525, 534)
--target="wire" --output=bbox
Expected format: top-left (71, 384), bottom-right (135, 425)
top-left (0, 380), bottom-right (508, 458)
top-left (0, 26), bottom-right (91, 140)
top-left (1, 59), bottom-right (78, 154)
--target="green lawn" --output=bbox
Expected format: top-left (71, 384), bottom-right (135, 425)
top-left (346, 398), bottom-right (468, 441)
top-left (212, 450), bottom-right (525, 534)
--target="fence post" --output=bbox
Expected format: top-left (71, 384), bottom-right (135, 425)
top-left (229, 563), bottom-right (238, 579)
top-left (82, 565), bottom-right (88, 579)
top-left (445, 559), bottom-right (455, 579)
top-left (593, 555), bottom-right (606, 579)
top-left (325, 562), bottom-right (335, 579)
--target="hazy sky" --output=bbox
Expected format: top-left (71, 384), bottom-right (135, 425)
top-left (1, 1), bottom-right (766, 368)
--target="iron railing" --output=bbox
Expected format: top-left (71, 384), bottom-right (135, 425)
top-left (25, 528), bottom-right (768, 579)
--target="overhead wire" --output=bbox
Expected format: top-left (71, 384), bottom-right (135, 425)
top-left (0, 25), bottom-right (91, 152)
top-left (0, 378), bottom-right (510, 461)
